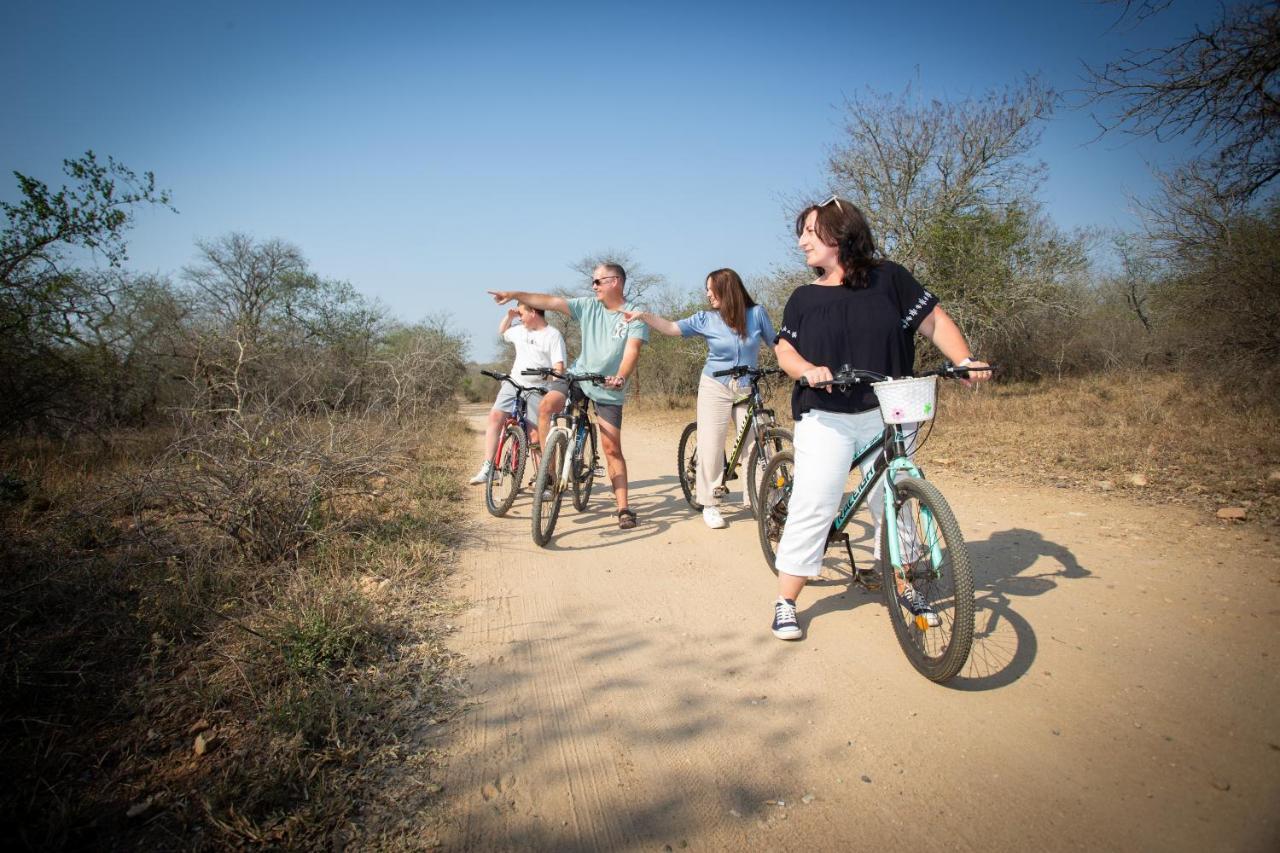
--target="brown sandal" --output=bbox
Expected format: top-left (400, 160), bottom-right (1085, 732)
top-left (617, 508), bottom-right (637, 530)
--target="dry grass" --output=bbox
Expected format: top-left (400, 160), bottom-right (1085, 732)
top-left (0, 413), bottom-right (473, 849)
top-left (629, 370), bottom-right (1280, 527)
top-left (922, 372), bottom-right (1280, 526)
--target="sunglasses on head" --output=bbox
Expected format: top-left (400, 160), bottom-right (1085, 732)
top-left (819, 194), bottom-right (843, 212)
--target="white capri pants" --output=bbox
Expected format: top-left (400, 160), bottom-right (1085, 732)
top-left (773, 407), bottom-right (918, 578)
top-left (695, 374), bottom-right (751, 507)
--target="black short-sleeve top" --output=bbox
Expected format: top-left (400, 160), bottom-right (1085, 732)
top-left (776, 260), bottom-right (938, 419)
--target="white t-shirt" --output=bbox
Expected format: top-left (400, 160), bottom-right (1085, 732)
top-left (503, 322), bottom-right (567, 388)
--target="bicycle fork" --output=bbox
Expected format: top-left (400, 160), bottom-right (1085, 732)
top-left (881, 459), bottom-right (944, 583)
top-left (549, 424), bottom-right (583, 492)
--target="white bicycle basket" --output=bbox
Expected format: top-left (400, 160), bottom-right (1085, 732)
top-left (871, 375), bottom-right (938, 424)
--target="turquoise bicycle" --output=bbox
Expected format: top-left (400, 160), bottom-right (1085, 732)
top-left (756, 363), bottom-right (992, 682)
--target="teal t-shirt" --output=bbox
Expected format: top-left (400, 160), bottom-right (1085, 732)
top-left (567, 296), bottom-right (649, 405)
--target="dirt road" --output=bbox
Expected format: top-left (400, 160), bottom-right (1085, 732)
top-left (432, 405), bottom-right (1280, 851)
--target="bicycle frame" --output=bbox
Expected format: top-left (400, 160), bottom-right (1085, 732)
top-left (826, 424), bottom-right (943, 582)
top-left (546, 389), bottom-right (595, 491)
top-left (717, 378), bottom-right (776, 490)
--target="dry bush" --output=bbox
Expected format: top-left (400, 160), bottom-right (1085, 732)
top-left (135, 409), bottom-right (396, 564)
top-left (0, 411), bottom-right (472, 849)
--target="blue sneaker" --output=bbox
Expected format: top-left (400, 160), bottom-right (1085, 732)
top-left (898, 586), bottom-right (941, 629)
top-left (772, 598), bottom-right (802, 640)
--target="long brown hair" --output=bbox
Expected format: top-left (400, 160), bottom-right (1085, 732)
top-left (794, 197), bottom-right (879, 288)
top-left (706, 268), bottom-right (757, 338)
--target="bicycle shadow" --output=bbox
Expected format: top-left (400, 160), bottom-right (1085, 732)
top-left (796, 524), bottom-right (1091, 691)
top-left (519, 476), bottom-right (701, 553)
top-left (950, 527), bottom-right (1091, 691)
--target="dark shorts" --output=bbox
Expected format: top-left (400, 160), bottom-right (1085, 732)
top-left (544, 379), bottom-right (623, 430)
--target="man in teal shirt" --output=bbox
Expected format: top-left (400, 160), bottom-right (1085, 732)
top-left (488, 263), bottom-right (649, 529)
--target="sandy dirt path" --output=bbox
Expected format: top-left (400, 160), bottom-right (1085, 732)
top-left (432, 404), bottom-right (1280, 852)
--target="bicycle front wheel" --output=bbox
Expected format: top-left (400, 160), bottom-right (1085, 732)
top-left (676, 421), bottom-right (701, 510)
top-left (755, 449), bottom-right (795, 575)
top-left (572, 423), bottom-right (598, 512)
top-left (531, 430), bottom-right (567, 547)
top-left (484, 424), bottom-right (527, 517)
top-left (745, 426), bottom-right (793, 515)
top-left (880, 476), bottom-right (975, 683)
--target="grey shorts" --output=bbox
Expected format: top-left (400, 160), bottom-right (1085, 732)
top-left (544, 379), bottom-right (623, 429)
top-left (492, 382), bottom-right (543, 423)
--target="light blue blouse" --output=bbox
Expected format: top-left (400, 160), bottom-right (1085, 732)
top-left (676, 305), bottom-right (777, 386)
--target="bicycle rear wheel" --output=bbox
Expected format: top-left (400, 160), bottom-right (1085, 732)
top-left (531, 430), bottom-right (567, 547)
top-left (484, 424), bottom-right (527, 517)
top-left (745, 426), bottom-right (793, 515)
top-left (676, 421), bottom-right (701, 510)
top-left (755, 449), bottom-right (795, 575)
top-left (880, 476), bottom-right (975, 683)
top-left (572, 423), bottom-right (598, 512)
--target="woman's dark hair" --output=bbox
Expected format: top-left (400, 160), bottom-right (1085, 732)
top-left (794, 197), bottom-right (879, 288)
top-left (706, 268), bottom-right (757, 338)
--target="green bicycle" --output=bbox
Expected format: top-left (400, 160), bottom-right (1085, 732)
top-left (756, 363), bottom-right (992, 682)
top-left (676, 366), bottom-right (792, 514)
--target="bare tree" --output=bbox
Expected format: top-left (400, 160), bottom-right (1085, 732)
top-left (1084, 0), bottom-right (1280, 201)
top-left (566, 249), bottom-right (666, 307)
top-left (828, 76), bottom-right (1055, 269)
top-left (183, 233), bottom-right (309, 341)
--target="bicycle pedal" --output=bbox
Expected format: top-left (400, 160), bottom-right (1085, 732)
top-left (854, 569), bottom-right (882, 591)
top-left (712, 486), bottom-right (728, 498)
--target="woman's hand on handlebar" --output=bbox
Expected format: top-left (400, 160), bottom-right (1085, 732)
top-left (801, 365), bottom-right (833, 392)
top-left (958, 359), bottom-right (992, 388)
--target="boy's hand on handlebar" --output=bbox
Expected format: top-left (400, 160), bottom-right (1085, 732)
top-left (802, 365), bottom-right (833, 392)
top-left (604, 375), bottom-right (626, 389)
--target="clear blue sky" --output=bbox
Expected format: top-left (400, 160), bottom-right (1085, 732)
top-left (3, 0), bottom-right (1216, 360)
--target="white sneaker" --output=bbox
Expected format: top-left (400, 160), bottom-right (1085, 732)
top-left (702, 506), bottom-right (727, 529)
top-left (468, 461), bottom-right (493, 485)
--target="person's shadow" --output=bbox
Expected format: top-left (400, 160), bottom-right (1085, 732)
top-left (948, 527), bottom-right (1093, 691)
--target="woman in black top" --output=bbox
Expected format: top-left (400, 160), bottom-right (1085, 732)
top-left (769, 196), bottom-right (990, 641)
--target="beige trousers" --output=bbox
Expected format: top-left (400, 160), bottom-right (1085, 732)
top-left (695, 374), bottom-right (752, 507)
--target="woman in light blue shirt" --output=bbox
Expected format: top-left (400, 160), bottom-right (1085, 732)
top-left (624, 268), bottom-right (776, 529)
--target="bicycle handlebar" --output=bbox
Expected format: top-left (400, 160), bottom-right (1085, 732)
top-left (798, 363), bottom-right (997, 389)
top-left (520, 367), bottom-right (610, 385)
top-left (711, 365), bottom-right (787, 380)
top-left (480, 369), bottom-right (539, 393)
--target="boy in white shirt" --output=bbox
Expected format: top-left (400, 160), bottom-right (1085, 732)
top-left (470, 303), bottom-right (567, 484)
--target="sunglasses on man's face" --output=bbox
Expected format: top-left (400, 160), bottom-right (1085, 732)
top-left (820, 194), bottom-right (843, 212)
top-left (591, 276), bottom-right (620, 287)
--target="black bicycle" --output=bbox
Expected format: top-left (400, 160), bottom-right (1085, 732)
top-left (523, 368), bottom-right (607, 547)
top-left (676, 366), bottom-right (792, 514)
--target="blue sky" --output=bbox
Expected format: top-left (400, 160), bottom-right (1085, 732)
top-left (3, 0), bottom-right (1216, 359)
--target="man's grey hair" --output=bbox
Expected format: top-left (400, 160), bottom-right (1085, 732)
top-left (598, 262), bottom-right (626, 284)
